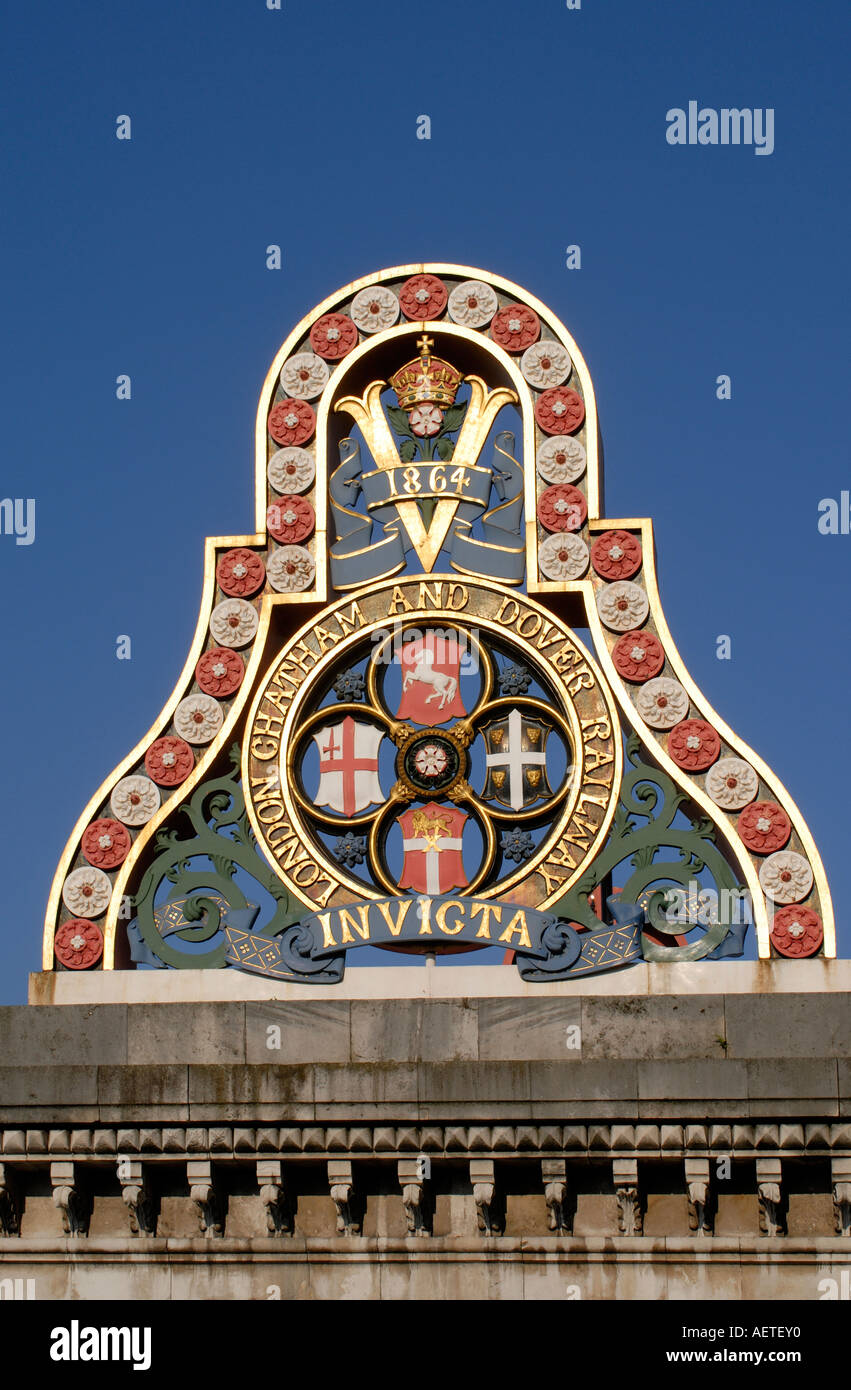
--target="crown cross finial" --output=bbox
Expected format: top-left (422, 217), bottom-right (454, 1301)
top-left (417, 333), bottom-right (434, 355)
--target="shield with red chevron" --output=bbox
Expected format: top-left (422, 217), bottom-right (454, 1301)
top-left (312, 715), bottom-right (384, 816)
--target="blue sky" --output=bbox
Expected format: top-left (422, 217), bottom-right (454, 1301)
top-left (1, 0), bottom-right (848, 1001)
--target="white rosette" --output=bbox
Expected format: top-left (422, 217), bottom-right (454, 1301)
top-left (780, 917), bottom-right (808, 943)
top-left (521, 340), bottom-right (572, 390)
top-left (538, 531), bottom-right (589, 580)
top-left (759, 850), bottom-right (813, 904)
top-left (267, 446), bottom-right (315, 495)
top-left (267, 545), bottom-right (316, 593)
top-left (596, 580), bottom-right (649, 632)
top-left (210, 598), bottom-right (259, 649)
top-left (536, 436), bottom-right (586, 484)
top-left (447, 280), bottom-right (498, 328)
top-left (350, 285), bottom-right (400, 333)
top-left (110, 775), bottom-right (161, 826)
top-left (279, 352), bottom-right (329, 401)
top-left (62, 866), bottom-right (113, 918)
top-left (634, 677), bottom-right (689, 730)
top-left (705, 757), bottom-right (759, 810)
top-left (174, 693), bottom-right (224, 746)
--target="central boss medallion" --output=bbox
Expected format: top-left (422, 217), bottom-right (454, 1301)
top-left (398, 727), bottom-right (467, 796)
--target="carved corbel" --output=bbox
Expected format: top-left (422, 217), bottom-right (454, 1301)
top-left (474, 1182), bottom-right (497, 1233)
top-left (398, 1159), bottom-right (431, 1236)
top-left (187, 1160), bottom-right (224, 1238)
top-left (685, 1157), bottom-right (713, 1236)
top-left (328, 1160), bottom-right (361, 1235)
top-left (50, 1161), bottom-right (91, 1237)
top-left (257, 1160), bottom-right (292, 1235)
top-left (471, 1159), bottom-right (504, 1236)
top-left (756, 1158), bottom-right (786, 1237)
top-left (542, 1158), bottom-right (571, 1234)
top-left (833, 1184), bottom-right (851, 1237)
top-left (831, 1159), bottom-right (851, 1236)
top-left (330, 1184), bottom-right (357, 1234)
top-left (117, 1159), bottom-right (157, 1236)
top-left (613, 1158), bottom-right (643, 1236)
top-left (401, 1183), bottom-right (426, 1234)
top-left (0, 1164), bottom-right (21, 1236)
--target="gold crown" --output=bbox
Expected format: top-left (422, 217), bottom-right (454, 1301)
top-left (389, 334), bottom-right (462, 410)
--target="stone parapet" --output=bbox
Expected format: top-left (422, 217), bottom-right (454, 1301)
top-left (11, 986), bottom-right (851, 1063)
top-left (0, 986), bottom-right (848, 1297)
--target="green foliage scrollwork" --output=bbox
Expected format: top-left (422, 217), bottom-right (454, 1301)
top-left (552, 734), bottom-right (748, 961)
top-left (132, 745), bottom-right (298, 969)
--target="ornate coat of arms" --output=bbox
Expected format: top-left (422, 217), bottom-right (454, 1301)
top-left (396, 633), bottom-right (467, 724)
top-left (397, 805), bottom-right (468, 895)
top-left (43, 263), bottom-right (834, 982)
top-left (482, 711), bottom-right (553, 811)
top-left (311, 716), bottom-right (383, 815)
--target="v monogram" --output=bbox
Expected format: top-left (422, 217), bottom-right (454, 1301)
top-left (335, 375), bottom-right (517, 572)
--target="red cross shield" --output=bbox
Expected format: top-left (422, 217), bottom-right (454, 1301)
top-left (397, 804), bottom-right (468, 894)
top-left (312, 716), bottom-right (384, 815)
top-left (396, 632), bottom-right (467, 724)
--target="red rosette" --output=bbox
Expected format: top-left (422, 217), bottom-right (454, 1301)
top-left (81, 818), bottom-right (131, 870)
top-left (309, 313), bottom-right (358, 361)
top-left (667, 719), bottom-right (721, 772)
top-left (591, 530), bottom-right (643, 581)
top-left (535, 387), bottom-right (585, 435)
top-left (144, 736), bottom-right (194, 787)
top-left (55, 918), bottom-right (104, 971)
top-left (611, 630), bottom-right (665, 682)
top-left (770, 905), bottom-right (823, 958)
top-left (268, 398), bottom-right (315, 447)
top-left (196, 646), bottom-right (244, 698)
top-left (491, 304), bottom-right (540, 352)
top-left (266, 494), bottom-right (315, 545)
top-left (737, 800), bottom-right (792, 854)
top-left (399, 274), bottom-right (448, 321)
top-left (537, 484), bottom-right (588, 533)
top-left (216, 547), bottom-right (266, 598)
